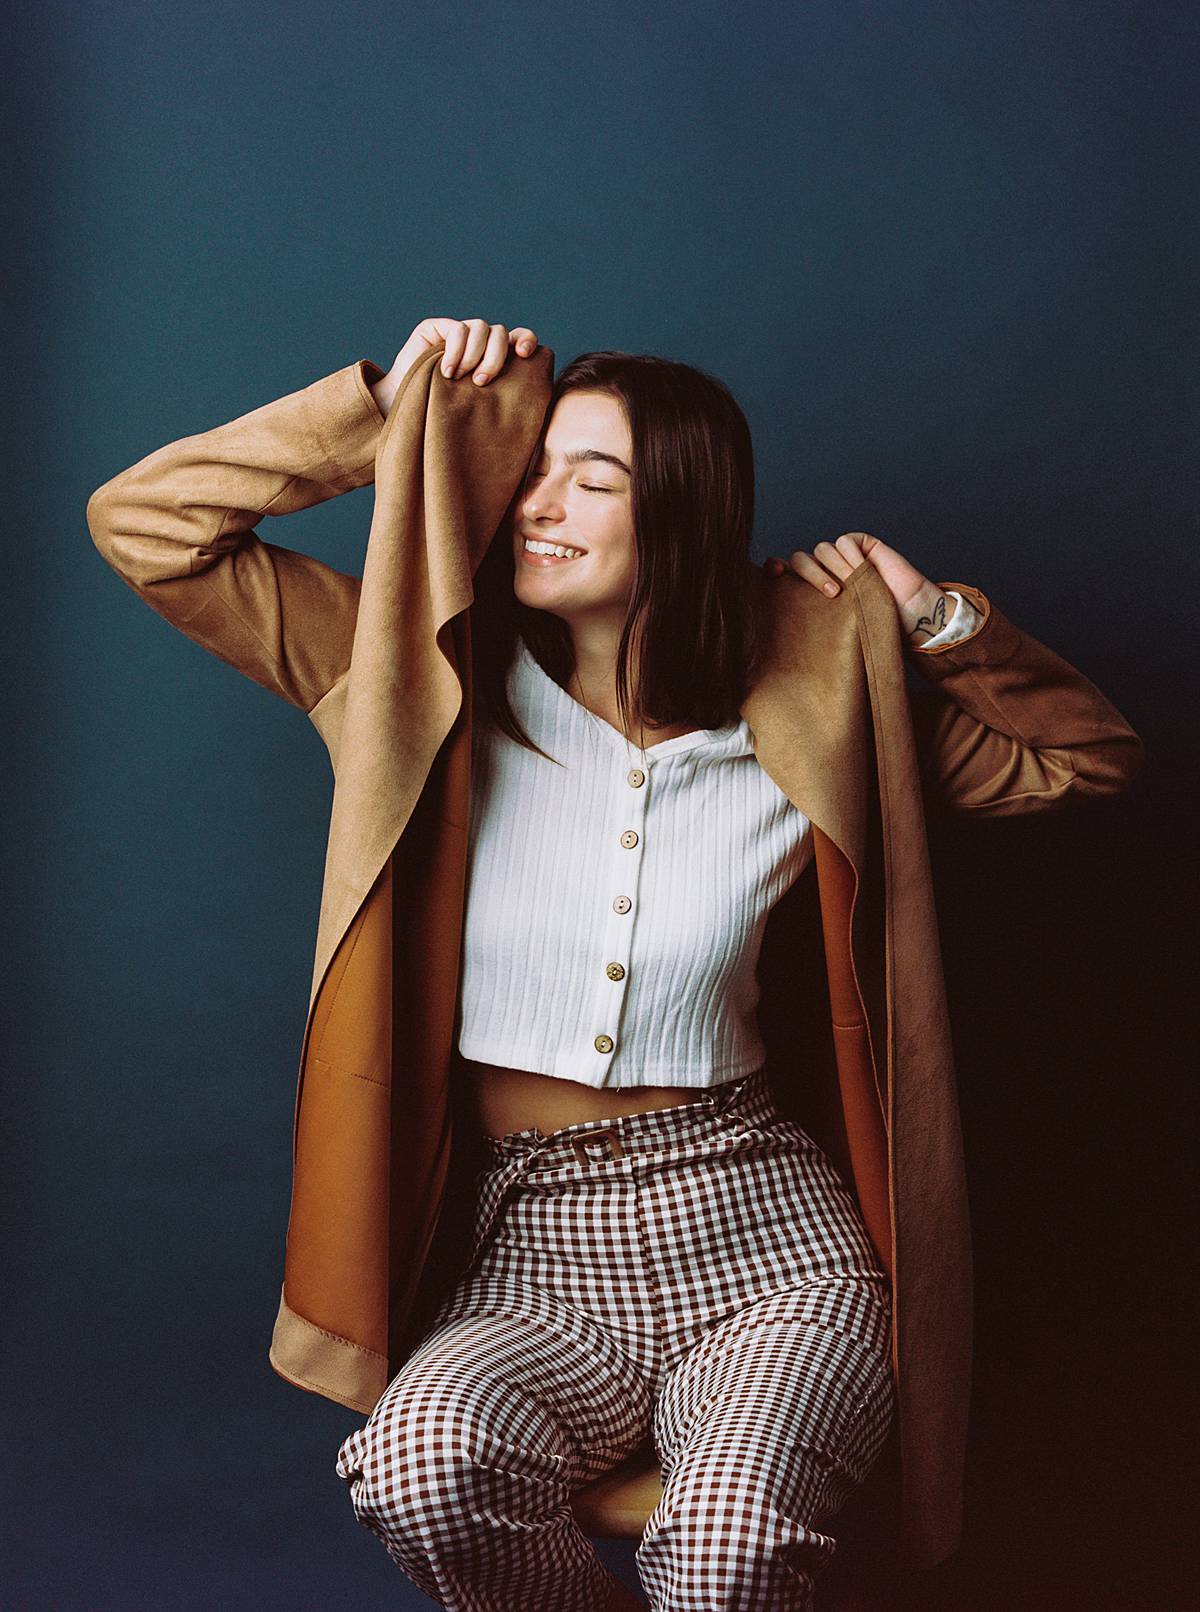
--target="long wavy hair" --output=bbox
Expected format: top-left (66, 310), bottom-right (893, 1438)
top-left (470, 349), bottom-right (763, 766)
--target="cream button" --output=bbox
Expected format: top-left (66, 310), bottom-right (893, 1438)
top-left (620, 829), bottom-right (639, 848)
top-left (627, 767), bottom-right (645, 787)
top-left (613, 895), bottom-right (632, 914)
top-left (594, 1034), bottom-right (614, 1054)
top-left (606, 962), bottom-right (625, 980)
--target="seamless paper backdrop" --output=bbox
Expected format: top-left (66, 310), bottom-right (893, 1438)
top-left (6, 1), bottom-right (1195, 1608)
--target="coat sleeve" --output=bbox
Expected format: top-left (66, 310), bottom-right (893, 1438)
top-left (905, 581), bottom-right (1145, 816)
top-left (85, 358), bottom-right (389, 713)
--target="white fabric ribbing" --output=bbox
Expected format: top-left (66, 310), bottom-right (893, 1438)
top-left (454, 589), bottom-right (980, 1089)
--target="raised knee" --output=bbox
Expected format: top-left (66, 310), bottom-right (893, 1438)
top-left (344, 1400), bottom-right (480, 1530)
top-left (338, 1380), bottom-right (568, 1537)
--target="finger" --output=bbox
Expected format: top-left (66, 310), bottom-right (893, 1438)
top-left (416, 316), bottom-right (455, 347)
top-left (511, 326), bottom-right (538, 356)
top-left (473, 323), bottom-right (510, 385)
top-left (813, 540), bottom-right (859, 583)
top-left (833, 533), bottom-right (870, 571)
top-left (787, 549), bottom-right (845, 595)
top-left (439, 321), bottom-right (469, 377)
top-left (451, 317), bottom-right (491, 379)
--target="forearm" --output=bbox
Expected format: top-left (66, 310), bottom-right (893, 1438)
top-left (907, 581), bottom-right (1145, 803)
top-left (87, 359), bottom-right (388, 590)
top-left (84, 360), bottom-right (387, 710)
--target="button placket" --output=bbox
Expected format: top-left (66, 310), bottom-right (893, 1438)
top-left (588, 752), bottom-right (650, 1085)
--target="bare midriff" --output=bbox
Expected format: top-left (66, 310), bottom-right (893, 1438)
top-left (457, 1054), bottom-right (709, 1142)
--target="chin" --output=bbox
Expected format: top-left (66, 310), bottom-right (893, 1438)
top-left (516, 583), bottom-right (572, 612)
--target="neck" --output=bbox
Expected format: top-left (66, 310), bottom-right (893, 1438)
top-left (566, 614), bottom-right (642, 726)
top-left (570, 614), bottom-right (627, 685)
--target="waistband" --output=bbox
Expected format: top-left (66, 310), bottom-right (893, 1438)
top-left (481, 1064), bottom-right (779, 1169)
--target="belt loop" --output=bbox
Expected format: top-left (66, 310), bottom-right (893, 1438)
top-left (571, 1127), bottom-right (625, 1163)
top-left (707, 1080), bottom-right (734, 1115)
top-left (707, 1072), bottom-right (750, 1120)
top-left (517, 1132), bottom-right (549, 1170)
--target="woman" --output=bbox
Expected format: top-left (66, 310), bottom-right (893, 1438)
top-left (87, 317), bottom-right (1143, 1612)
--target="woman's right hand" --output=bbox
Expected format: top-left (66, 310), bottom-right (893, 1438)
top-left (371, 317), bottom-right (541, 417)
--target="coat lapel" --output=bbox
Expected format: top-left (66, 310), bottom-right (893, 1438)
top-left (305, 345), bottom-right (554, 1010)
top-left (741, 559), bottom-right (873, 880)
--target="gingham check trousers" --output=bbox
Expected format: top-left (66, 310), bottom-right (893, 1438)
top-left (334, 1064), bottom-right (896, 1610)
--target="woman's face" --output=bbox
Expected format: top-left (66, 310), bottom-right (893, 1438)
top-left (511, 390), bottom-right (636, 627)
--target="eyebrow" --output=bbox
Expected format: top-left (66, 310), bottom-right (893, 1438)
top-left (536, 447), bottom-right (632, 476)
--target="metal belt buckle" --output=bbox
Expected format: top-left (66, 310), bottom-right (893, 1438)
top-left (571, 1127), bottom-right (625, 1163)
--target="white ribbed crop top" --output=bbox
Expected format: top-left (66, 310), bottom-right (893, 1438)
top-left (454, 590), bottom-right (979, 1089)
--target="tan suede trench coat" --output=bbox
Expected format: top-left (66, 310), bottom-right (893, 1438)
top-left (87, 343), bottom-right (1144, 1570)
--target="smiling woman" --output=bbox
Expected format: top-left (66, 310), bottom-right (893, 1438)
top-left (85, 313), bottom-right (1145, 1611)
top-left (471, 345), bottom-right (763, 769)
top-left (461, 351), bottom-right (767, 1138)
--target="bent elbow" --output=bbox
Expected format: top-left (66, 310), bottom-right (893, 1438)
top-left (1077, 730), bottom-right (1146, 798)
top-left (86, 479), bottom-right (146, 581)
top-left (1113, 729), bottom-right (1147, 792)
top-left (86, 483), bottom-right (120, 559)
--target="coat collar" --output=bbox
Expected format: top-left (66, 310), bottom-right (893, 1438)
top-left (306, 344), bottom-right (899, 1007)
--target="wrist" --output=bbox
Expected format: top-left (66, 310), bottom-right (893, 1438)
top-left (902, 583), bottom-right (953, 645)
top-left (368, 375), bottom-right (398, 420)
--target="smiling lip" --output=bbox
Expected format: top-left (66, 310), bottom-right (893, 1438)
top-left (520, 537), bottom-right (588, 566)
top-left (522, 533), bottom-right (587, 554)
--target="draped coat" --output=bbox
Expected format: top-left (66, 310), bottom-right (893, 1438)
top-left (86, 343), bottom-right (1144, 1570)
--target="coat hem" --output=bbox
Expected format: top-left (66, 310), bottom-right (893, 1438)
top-left (268, 1286), bottom-right (387, 1415)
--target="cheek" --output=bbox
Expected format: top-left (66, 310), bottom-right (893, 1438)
top-left (594, 507), bottom-right (636, 562)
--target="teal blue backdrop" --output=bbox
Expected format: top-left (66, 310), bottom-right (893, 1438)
top-left (7, 1), bottom-right (1195, 1608)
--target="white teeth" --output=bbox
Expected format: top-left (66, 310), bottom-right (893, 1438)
top-left (525, 539), bottom-right (584, 558)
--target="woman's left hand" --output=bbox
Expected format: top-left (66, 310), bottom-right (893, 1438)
top-left (764, 532), bottom-right (953, 643)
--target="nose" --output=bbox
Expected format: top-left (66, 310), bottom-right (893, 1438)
top-left (523, 495), bottom-right (563, 524)
top-left (522, 470), bottom-right (568, 523)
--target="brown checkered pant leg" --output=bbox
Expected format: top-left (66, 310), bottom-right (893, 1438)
top-left (637, 1286), bottom-right (895, 1608)
top-left (334, 1291), bottom-right (653, 1611)
top-left (333, 1067), bottom-right (895, 1611)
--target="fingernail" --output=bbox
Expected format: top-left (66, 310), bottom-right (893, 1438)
top-left (824, 581), bottom-right (839, 594)
top-left (473, 371), bottom-right (487, 384)
top-left (442, 364), bottom-right (453, 377)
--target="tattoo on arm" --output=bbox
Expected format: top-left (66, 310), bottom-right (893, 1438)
top-left (912, 594), bottom-right (947, 638)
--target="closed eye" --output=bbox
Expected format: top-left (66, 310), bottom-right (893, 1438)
top-left (525, 469), bottom-right (615, 494)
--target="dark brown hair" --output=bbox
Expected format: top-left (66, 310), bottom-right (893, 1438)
top-left (471, 349), bottom-right (763, 766)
